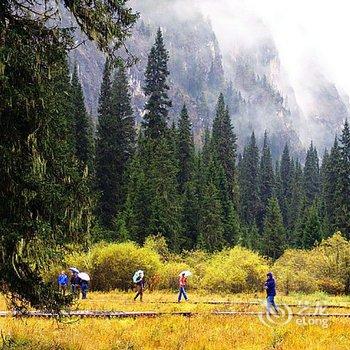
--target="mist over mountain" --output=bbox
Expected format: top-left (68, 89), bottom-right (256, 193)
top-left (67, 0), bottom-right (349, 158)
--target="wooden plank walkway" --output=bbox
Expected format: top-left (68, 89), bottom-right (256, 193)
top-left (152, 300), bottom-right (350, 309)
top-left (0, 310), bottom-right (350, 319)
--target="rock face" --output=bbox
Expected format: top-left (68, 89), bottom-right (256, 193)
top-left (66, 0), bottom-right (349, 158)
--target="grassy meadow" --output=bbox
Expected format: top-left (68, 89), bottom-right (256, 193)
top-left (1, 291), bottom-right (350, 350)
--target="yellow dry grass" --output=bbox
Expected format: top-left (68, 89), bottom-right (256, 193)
top-left (0, 291), bottom-right (350, 350)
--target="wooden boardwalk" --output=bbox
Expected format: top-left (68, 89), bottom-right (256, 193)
top-left (151, 300), bottom-right (350, 309)
top-left (1, 310), bottom-right (350, 319)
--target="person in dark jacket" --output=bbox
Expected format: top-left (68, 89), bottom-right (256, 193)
top-left (70, 272), bottom-right (80, 297)
top-left (79, 278), bottom-right (89, 299)
top-left (264, 272), bottom-right (279, 314)
top-left (134, 272), bottom-right (145, 302)
top-left (58, 271), bottom-right (68, 296)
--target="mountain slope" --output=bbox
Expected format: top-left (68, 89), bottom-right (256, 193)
top-left (66, 0), bottom-right (349, 158)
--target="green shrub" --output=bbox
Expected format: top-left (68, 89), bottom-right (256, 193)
top-left (274, 233), bottom-right (350, 295)
top-left (200, 246), bottom-right (269, 293)
top-left (274, 249), bottom-right (319, 294)
top-left (90, 241), bottom-right (162, 291)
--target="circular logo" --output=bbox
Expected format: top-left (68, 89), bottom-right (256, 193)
top-left (258, 301), bottom-right (293, 327)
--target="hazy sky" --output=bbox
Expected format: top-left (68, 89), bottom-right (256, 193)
top-left (199, 0), bottom-right (350, 102)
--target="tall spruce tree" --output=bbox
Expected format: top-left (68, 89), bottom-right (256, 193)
top-left (290, 159), bottom-right (305, 246)
top-left (177, 105), bottom-right (199, 249)
top-left (258, 131), bottom-right (275, 229)
top-left (177, 104), bottom-right (194, 192)
top-left (279, 144), bottom-right (293, 232)
top-left (71, 65), bottom-right (94, 171)
top-left (124, 135), bottom-right (150, 243)
top-left (335, 120), bottom-right (350, 238)
top-left (303, 142), bottom-right (320, 206)
top-left (143, 28), bottom-right (171, 139)
top-left (0, 0), bottom-right (138, 309)
top-left (262, 197), bottom-right (286, 259)
top-left (212, 93), bottom-right (238, 201)
top-left (125, 29), bottom-right (182, 249)
top-left (321, 138), bottom-right (341, 234)
top-left (95, 63), bottom-right (135, 230)
top-left (1, 49), bottom-right (92, 309)
top-left (296, 201), bottom-right (323, 249)
top-left (198, 181), bottom-right (225, 252)
top-left (239, 132), bottom-right (260, 226)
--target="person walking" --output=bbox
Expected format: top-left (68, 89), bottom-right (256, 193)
top-left (57, 271), bottom-right (68, 296)
top-left (70, 272), bottom-right (80, 297)
top-left (178, 272), bottom-right (188, 302)
top-left (134, 271), bottom-right (145, 302)
top-left (79, 278), bottom-right (89, 299)
top-left (264, 272), bottom-right (279, 315)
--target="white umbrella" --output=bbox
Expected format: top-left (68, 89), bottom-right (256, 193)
top-left (133, 270), bottom-right (144, 283)
top-left (179, 270), bottom-right (192, 277)
top-left (78, 272), bottom-right (90, 281)
top-left (69, 267), bottom-right (79, 274)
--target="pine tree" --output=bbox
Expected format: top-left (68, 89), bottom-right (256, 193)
top-left (198, 182), bottom-right (225, 252)
top-left (1, 50), bottom-right (91, 309)
top-left (177, 104), bottom-right (194, 192)
top-left (0, 0), bottom-right (138, 310)
top-left (142, 137), bottom-right (182, 249)
top-left (289, 159), bottom-right (305, 246)
top-left (201, 120), bottom-right (240, 246)
top-left (319, 149), bottom-right (331, 236)
top-left (239, 132), bottom-right (260, 226)
top-left (321, 138), bottom-right (341, 234)
top-left (95, 63), bottom-right (135, 229)
top-left (124, 141), bottom-right (150, 243)
top-left (335, 120), bottom-right (350, 238)
top-left (279, 144), bottom-right (293, 231)
top-left (258, 131), bottom-right (275, 229)
top-left (71, 65), bottom-right (94, 171)
top-left (177, 105), bottom-right (199, 249)
top-left (212, 93), bottom-right (238, 202)
top-left (239, 223), bottom-right (260, 252)
top-left (110, 65), bottom-right (136, 211)
top-left (213, 158), bottom-right (240, 245)
top-left (303, 142), bottom-right (320, 206)
top-left (125, 30), bottom-right (182, 250)
top-left (262, 197), bottom-right (286, 259)
top-left (143, 28), bottom-right (171, 139)
top-left (296, 201), bottom-right (323, 249)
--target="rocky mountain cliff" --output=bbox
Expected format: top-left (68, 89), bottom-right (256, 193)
top-left (66, 0), bottom-right (349, 159)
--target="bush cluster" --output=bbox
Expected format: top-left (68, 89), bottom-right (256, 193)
top-left (49, 232), bottom-right (350, 295)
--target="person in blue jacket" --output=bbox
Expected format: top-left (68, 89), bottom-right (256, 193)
top-left (264, 272), bottom-right (279, 315)
top-left (58, 271), bottom-right (68, 296)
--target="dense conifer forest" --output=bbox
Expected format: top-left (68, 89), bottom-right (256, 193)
top-left (1, 0), bottom-right (350, 310)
